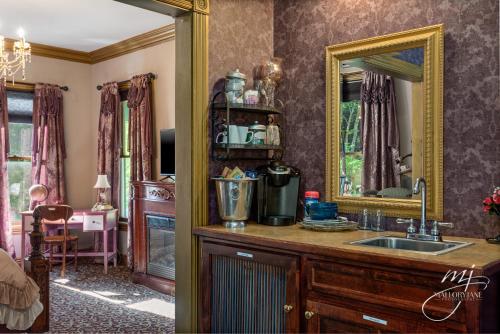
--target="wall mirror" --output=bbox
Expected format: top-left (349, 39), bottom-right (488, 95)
top-left (326, 25), bottom-right (443, 219)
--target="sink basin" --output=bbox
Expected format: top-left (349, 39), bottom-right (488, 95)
top-left (350, 236), bottom-right (472, 255)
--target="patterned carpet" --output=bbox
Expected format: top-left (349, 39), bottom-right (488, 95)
top-left (47, 264), bottom-right (175, 333)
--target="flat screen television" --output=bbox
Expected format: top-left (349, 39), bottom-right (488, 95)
top-left (160, 129), bottom-right (175, 176)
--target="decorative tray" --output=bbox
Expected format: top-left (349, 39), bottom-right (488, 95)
top-left (298, 217), bottom-right (358, 232)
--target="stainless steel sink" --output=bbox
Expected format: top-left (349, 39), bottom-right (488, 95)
top-left (350, 236), bottom-right (472, 255)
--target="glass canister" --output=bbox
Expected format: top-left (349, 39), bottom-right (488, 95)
top-left (249, 121), bottom-right (266, 145)
top-left (304, 191), bottom-right (320, 219)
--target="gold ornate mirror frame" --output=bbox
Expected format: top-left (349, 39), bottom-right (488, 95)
top-left (325, 24), bottom-right (443, 220)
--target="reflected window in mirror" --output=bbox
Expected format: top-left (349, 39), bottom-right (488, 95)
top-left (339, 47), bottom-right (424, 200)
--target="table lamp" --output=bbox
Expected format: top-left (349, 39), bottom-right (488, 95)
top-left (92, 174), bottom-right (113, 211)
top-left (28, 184), bottom-right (49, 210)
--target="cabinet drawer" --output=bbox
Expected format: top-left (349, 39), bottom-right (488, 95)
top-left (305, 258), bottom-right (465, 322)
top-left (68, 215), bottom-right (84, 223)
top-left (305, 299), bottom-right (466, 333)
top-left (83, 215), bottom-right (104, 231)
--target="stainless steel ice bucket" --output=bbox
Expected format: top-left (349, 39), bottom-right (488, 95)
top-left (212, 178), bottom-right (257, 228)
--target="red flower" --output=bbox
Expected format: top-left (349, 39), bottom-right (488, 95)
top-left (483, 205), bottom-right (491, 213)
top-left (484, 197), bottom-right (493, 205)
top-left (494, 194), bottom-right (500, 205)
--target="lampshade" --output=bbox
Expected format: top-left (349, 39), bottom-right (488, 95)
top-left (94, 175), bottom-right (111, 189)
top-left (28, 184), bottom-right (49, 202)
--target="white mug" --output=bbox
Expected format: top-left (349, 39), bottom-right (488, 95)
top-left (227, 125), bottom-right (241, 143)
top-left (216, 125), bottom-right (241, 144)
top-left (237, 126), bottom-right (254, 144)
top-left (215, 131), bottom-right (227, 144)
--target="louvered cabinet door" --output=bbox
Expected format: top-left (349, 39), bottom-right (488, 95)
top-left (200, 241), bottom-right (300, 333)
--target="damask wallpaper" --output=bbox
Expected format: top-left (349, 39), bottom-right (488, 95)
top-left (273, 0), bottom-right (499, 237)
top-left (208, 0), bottom-right (274, 223)
top-left (206, 0), bottom-right (499, 237)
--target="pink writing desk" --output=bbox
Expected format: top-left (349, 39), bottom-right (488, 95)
top-left (21, 209), bottom-right (118, 274)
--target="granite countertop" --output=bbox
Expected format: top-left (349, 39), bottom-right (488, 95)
top-left (194, 223), bottom-right (500, 272)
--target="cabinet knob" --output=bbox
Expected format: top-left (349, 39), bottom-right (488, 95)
top-left (304, 311), bottom-right (315, 320)
top-left (283, 304), bottom-right (293, 313)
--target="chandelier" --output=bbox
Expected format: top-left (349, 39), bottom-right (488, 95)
top-left (0, 29), bottom-right (31, 84)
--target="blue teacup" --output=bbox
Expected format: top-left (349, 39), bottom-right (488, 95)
top-left (309, 202), bottom-right (338, 220)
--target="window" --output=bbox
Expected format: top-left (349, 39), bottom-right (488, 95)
top-left (119, 100), bottom-right (131, 219)
top-left (340, 77), bottom-right (363, 196)
top-left (7, 90), bottom-right (34, 223)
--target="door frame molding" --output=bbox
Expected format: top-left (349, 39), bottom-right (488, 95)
top-left (114, 1), bottom-right (209, 332)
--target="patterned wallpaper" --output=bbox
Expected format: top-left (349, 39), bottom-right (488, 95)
top-left (273, 0), bottom-right (500, 238)
top-left (208, 0), bottom-right (274, 223)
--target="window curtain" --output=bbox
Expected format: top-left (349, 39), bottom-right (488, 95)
top-left (360, 71), bottom-right (400, 194)
top-left (97, 82), bottom-right (121, 208)
top-left (31, 84), bottom-right (66, 208)
top-left (127, 74), bottom-right (153, 269)
top-left (0, 83), bottom-right (15, 256)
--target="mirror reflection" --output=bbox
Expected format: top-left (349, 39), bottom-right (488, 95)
top-left (339, 47), bottom-right (423, 199)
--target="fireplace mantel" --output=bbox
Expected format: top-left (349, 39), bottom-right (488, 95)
top-left (131, 180), bottom-right (175, 295)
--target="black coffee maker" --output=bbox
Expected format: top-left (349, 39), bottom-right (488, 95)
top-left (255, 161), bottom-right (300, 226)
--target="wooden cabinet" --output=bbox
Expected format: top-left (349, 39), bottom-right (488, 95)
top-left (303, 298), bottom-right (466, 333)
top-left (196, 232), bottom-right (499, 333)
top-left (131, 181), bottom-right (175, 295)
top-left (199, 240), bottom-right (300, 332)
top-left (304, 299), bottom-right (413, 333)
top-left (303, 257), bottom-right (467, 333)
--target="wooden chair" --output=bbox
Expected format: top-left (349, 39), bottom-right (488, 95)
top-left (38, 205), bottom-right (78, 277)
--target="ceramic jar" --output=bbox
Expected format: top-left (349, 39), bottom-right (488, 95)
top-left (225, 69), bottom-right (247, 104)
top-left (249, 121), bottom-right (266, 145)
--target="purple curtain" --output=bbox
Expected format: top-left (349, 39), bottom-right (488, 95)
top-left (0, 83), bottom-right (15, 256)
top-left (97, 82), bottom-right (121, 208)
top-left (360, 71), bottom-right (400, 193)
top-left (127, 74), bottom-right (153, 269)
top-left (31, 84), bottom-right (66, 207)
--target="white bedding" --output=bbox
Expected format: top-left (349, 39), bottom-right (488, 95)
top-left (0, 248), bottom-right (44, 330)
top-left (0, 295), bottom-right (44, 330)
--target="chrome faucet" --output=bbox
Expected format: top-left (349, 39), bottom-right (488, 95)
top-left (397, 177), bottom-right (453, 242)
top-left (413, 177), bottom-right (427, 235)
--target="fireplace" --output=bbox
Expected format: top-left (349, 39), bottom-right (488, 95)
top-left (132, 181), bottom-right (175, 295)
top-left (146, 215), bottom-right (175, 280)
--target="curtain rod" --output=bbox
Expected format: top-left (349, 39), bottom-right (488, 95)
top-left (6, 81), bottom-right (69, 92)
top-left (96, 72), bottom-right (156, 91)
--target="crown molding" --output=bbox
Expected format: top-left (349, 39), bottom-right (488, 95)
top-left (151, 0), bottom-right (209, 14)
top-left (4, 38), bottom-right (91, 63)
top-left (89, 23), bottom-right (175, 63)
top-left (154, 0), bottom-right (193, 11)
top-left (3, 23), bottom-right (175, 65)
